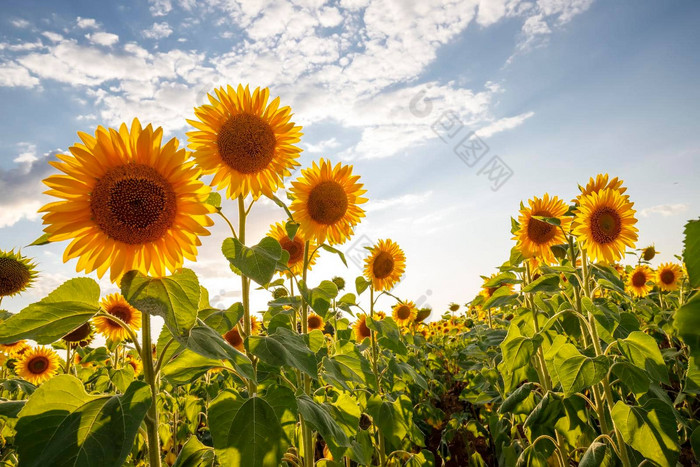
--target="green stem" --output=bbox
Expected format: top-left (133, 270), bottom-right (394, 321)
top-left (238, 195), bottom-right (256, 396)
top-left (369, 287), bottom-right (387, 467)
top-left (65, 345), bottom-right (72, 375)
top-left (142, 313), bottom-right (162, 467)
top-left (300, 240), bottom-right (314, 467)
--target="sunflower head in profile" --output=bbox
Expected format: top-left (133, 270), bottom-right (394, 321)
top-left (416, 307), bottom-right (431, 323)
top-left (0, 250), bottom-right (37, 298)
top-left (627, 265), bottom-right (654, 297)
top-left (268, 222), bottom-right (317, 276)
top-left (223, 327), bottom-right (244, 351)
top-left (363, 239), bottom-right (406, 292)
top-left (656, 262), bottom-right (682, 292)
top-left (307, 313), bottom-right (325, 331)
top-left (353, 314), bottom-right (371, 342)
top-left (62, 322), bottom-right (94, 348)
top-left (572, 188), bottom-right (638, 263)
top-left (16, 346), bottom-right (60, 385)
top-left (187, 84), bottom-right (302, 199)
top-left (576, 173), bottom-right (627, 200)
top-left (0, 340), bottom-right (29, 357)
top-left (39, 119), bottom-right (214, 282)
top-left (641, 245), bottom-right (658, 262)
top-left (392, 301), bottom-right (417, 327)
top-left (94, 293), bottom-right (142, 342)
top-left (514, 194), bottom-right (572, 264)
top-left (290, 159), bottom-right (367, 246)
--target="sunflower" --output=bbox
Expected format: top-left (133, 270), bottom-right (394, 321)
top-left (0, 250), bottom-right (37, 297)
top-left (290, 159), bottom-right (367, 245)
top-left (577, 174), bottom-right (627, 199)
top-left (268, 222), bottom-right (317, 276)
top-left (307, 313), bottom-right (325, 331)
top-left (223, 327), bottom-right (244, 351)
top-left (572, 188), bottom-right (638, 263)
top-left (479, 274), bottom-right (515, 299)
top-left (62, 322), bottom-right (94, 348)
top-left (375, 311), bottom-right (386, 320)
top-left (94, 293), bottom-right (142, 342)
top-left (656, 263), bottom-right (682, 292)
top-left (514, 194), bottom-right (572, 264)
top-left (250, 315), bottom-right (262, 335)
top-left (416, 307), bottom-right (431, 323)
top-left (392, 301), bottom-right (417, 327)
top-left (16, 346), bottom-right (61, 385)
top-left (126, 353), bottom-right (143, 375)
top-left (627, 265), bottom-right (654, 297)
top-left (187, 84), bottom-right (302, 199)
top-left (0, 340), bottom-right (29, 357)
top-left (39, 119), bottom-right (214, 282)
top-left (353, 314), bottom-right (371, 342)
top-left (641, 245), bottom-right (658, 261)
top-left (363, 239), bottom-right (406, 292)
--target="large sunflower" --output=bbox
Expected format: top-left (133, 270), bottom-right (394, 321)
top-left (572, 188), bottom-right (638, 263)
top-left (0, 250), bottom-right (37, 297)
top-left (290, 159), bottom-right (367, 245)
top-left (353, 314), bottom-right (371, 342)
top-left (656, 262), bottom-right (682, 292)
top-left (392, 301), bottom-right (417, 327)
top-left (268, 222), bottom-right (317, 276)
top-left (627, 265), bottom-right (654, 297)
top-left (16, 346), bottom-right (61, 385)
top-left (39, 119), bottom-right (214, 282)
top-left (363, 239), bottom-right (406, 292)
top-left (94, 293), bottom-right (142, 342)
top-left (514, 194), bottom-right (572, 264)
top-left (187, 84), bottom-right (302, 199)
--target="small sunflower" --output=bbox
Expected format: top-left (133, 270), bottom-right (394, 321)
top-left (392, 301), bottom-right (417, 327)
top-left (268, 222), bottom-right (317, 276)
top-left (250, 315), bottom-right (262, 335)
top-left (62, 322), bottom-right (94, 348)
top-left (577, 173), bottom-right (627, 199)
top-left (353, 314), bottom-right (371, 342)
top-left (479, 274), bottom-right (515, 299)
top-left (307, 313), bottom-right (325, 331)
top-left (16, 346), bottom-right (61, 385)
top-left (0, 250), bottom-right (37, 297)
top-left (627, 265), bottom-right (654, 297)
top-left (126, 353), bottom-right (143, 375)
top-left (363, 239), bottom-right (406, 292)
top-left (290, 159), bottom-right (367, 245)
top-left (641, 245), bottom-right (658, 261)
top-left (187, 84), bottom-right (302, 199)
top-left (573, 188), bottom-right (638, 263)
top-left (0, 340), bottom-right (29, 357)
top-left (656, 263), bottom-right (682, 292)
top-left (416, 307), bottom-right (431, 323)
top-left (39, 119), bottom-right (215, 282)
top-left (514, 194), bottom-right (572, 264)
top-left (94, 293), bottom-right (142, 342)
top-left (223, 327), bottom-right (244, 351)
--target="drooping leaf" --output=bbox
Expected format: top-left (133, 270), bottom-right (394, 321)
top-left (579, 441), bottom-right (615, 467)
top-left (248, 328), bottom-right (318, 378)
top-left (173, 436), bottom-right (215, 467)
top-left (683, 218), bottom-right (700, 289)
top-left (297, 394), bottom-right (351, 458)
top-left (522, 274), bottom-right (561, 294)
top-left (186, 324), bottom-right (255, 381)
top-left (551, 343), bottom-right (608, 396)
top-left (222, 237), bottom-right (289, 286)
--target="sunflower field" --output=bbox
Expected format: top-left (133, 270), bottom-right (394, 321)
top-left (1, 84), bottom-right (700, 467)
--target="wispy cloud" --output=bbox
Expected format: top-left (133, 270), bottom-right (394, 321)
top-left (143, 22), bottom-right (173, 39)
top-left (366, 191), bottom-right (433, 212)
top-left (639, 203), bottom-right (689, 218)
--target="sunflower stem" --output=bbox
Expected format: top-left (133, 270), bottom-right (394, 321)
top-left (65, 345), bottom-right (72, 375)
top-left (369, 286), bottom-right (387, 467)
top-left (141, 312), bottom-right (162, 467)
top-left (238, 195), bottom-right (257, 396)
top-left (299, 240), bottom-right (314, 467)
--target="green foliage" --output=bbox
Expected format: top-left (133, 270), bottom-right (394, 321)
top-left (222, 237), bottom-right (290, 285)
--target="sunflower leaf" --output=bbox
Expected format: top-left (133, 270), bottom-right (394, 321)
top-left (222, 237), bottom-right (289, 286)
top-left (684, 218), bottom-right (700, 289)
top-left (321, 244), bottom-right (348, 267)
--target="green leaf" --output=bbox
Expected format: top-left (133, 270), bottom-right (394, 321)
top-left (355, 276), bottom-right (370, 295)
top-left (248, 328), bottom-right (318, 378)
top-left (262, 385), bottom-right (298, 443)
top-left (523, 274), bottom-right (561, 293)
top-left (121, 269), bottom-right (200, 340)
top-left (617, 331), bottom-right (669, 384)
top-left (683, 218), bottom-right (700, 289)
top-left (532, 215), bottom-right (561, 226)
top-left (366, 394), bottom-right (412, 448)
top-left (15, 375), bottom-right (151, 467)
top-left (499, 383), bottom-right (536, 415)
top-left (691, 425), bottom-right (700, 461)
top-left (367, 316), bottom-right (407, 356)
top-left (579, 441), bottom-right (615, 467)
top-left (301, 280), bottom-right (339, 318)
top-left (162, 349), bottom-right (228, 386)
top-left (482, 285), bottom-right (518, 310)
top-left (222, 237), bottom-right (289, 286)
top-left (173, 436), bottom-right (215, 467)
top-left (109, 366), bottom-right (135, 393)
top-left (285, 220), bottom-right (299, 240)
top-left (612, 399), bottom-right (679, 467)
top-left (266, 194), bottom-right (295, 222)
top-left (611, 362), bottom-right (650, 395)
top-left (209, 393), bottom-right (287, 467)
top-left (673, 294), bottom-right (700, 359)
top-left (297, 394), bottom-right (351, 457)
top-left (551, 343), bottom-right (608, 396)
top-left (187, 324), bottom-right (255, 381)
top-left (320, 244), bottom-right (348, 267)
top-left (0, 400), bottom-right (25, 418)
top-left (205, 192), bottom-right (222, 211)
top-left (0, 278), bottom-right (100, 344)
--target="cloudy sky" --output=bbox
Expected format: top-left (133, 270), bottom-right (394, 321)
top-left (1, 0), bottom-right (698, 320)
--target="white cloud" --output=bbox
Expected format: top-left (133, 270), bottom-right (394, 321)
top-left (85, 32), bottom-right (119, 47)
top-left (476, 111), bottom-right (535, 138)
top-left (366, 191), bottom-right (433, 212)
top-left (11, 19), bottom-right (31, 28)
top-left (302, 137), bottom-right (341, 153)
top-left (13, 143), bottom-right (38, 165)
top-left (76, 17), bottom-right (99, 29)
top-left (41, 31), bottom-right (64, 42)
top-left (0, 62), bottom-right (40, 88)
top-left (639, 204), bottom-right (688, 218)
top-left (149, 0), bottom-right (173, 16)
top-left (143, 22), bottom-right (174, 39)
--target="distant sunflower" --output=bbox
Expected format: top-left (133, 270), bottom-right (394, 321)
top-left (94, 293), bottom-right (142, 342)
top-left (392, 301), bottom-right (417, 327)
top-left (375, 311), bottom-right (386, 320)
top-left (290, 159), bottom-right (367, 245)
top-left (627, 265), bottom-right (654, 297)
top-left (514, 194), bottom-right (572, 264)
top-left (126, 353), bottom-right (143, 375)
top-left (577, 173), bottom-right (627, 199)
top-left (268, 222), bottom-right (317, 276)
top-left (363, 239), bottom-right (406, 292)
top-left (0, 340), bottom-right (29, 357)
top-left (39, 119), bottom-right (214, 282)
top-left (187, 84), bottom-right (302, 199)
top-left (353, 314), bottom-right (371, 342)
top-left (479, 274), bottom-right (515, 300)
top-left (250, 315), bottom-right (261, 335)
top-left (16, 346), bottom-right (60, 385)
top-left (641, 245), bottom-right (658, 262)
top-left (62, 322), bottom-right (94, 348)
top-left (0, 250), bottom-right (37, 297)
top-left (307, 313), bottom-right (325, 331)
top-left (573, 188), bottom-right (638, 263)
top-left (223, 327), bottom-right (244, 351)
top-left (656, 263), bottom-right (682, 292)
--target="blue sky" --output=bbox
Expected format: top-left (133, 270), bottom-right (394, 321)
top-left (0, 0), bottom-right (698, 319)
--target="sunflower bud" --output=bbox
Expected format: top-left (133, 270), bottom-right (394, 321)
top-left (642, 246), bottom-right (657, 261)
top-left (331, 276), bottom-right (345, 291)
top-left (273, 288), bottom-right (288, 299)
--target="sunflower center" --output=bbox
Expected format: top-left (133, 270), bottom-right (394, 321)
top-left (108, 305), bottom-right (133, 326)
top-left (372, 252), bottom-right (395, 279)
top-left (660, 270), bottom-right (675, 285)
top-left (307, 181), bottom-right (348, 225)
top-left (280, 236), bottom-right (304, 265)
top-left (527, 211), bottom-right (557, 244)
top-left (590, 207), bottom-right (622, 244)
top-left (396, 305), bottom-right (411, 320)
top-left (358, 319), bottom-right (370, 338)
top-left (91, 164), bottom-right (176, 245)
top-left (63, 322), bottom-right (92, 343)
top-left (308, 315), bottom-right (323, 329)
top-left (224, 328), bottom-right (243, 347)
top-left (0, 257), bottom-right (31, 297)
top-left (217, 113), bottom-right (276, 174)
top-left (28, 356), bottom-right (49, 374)
top-left (631, 271), bottom-right (647, 288)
